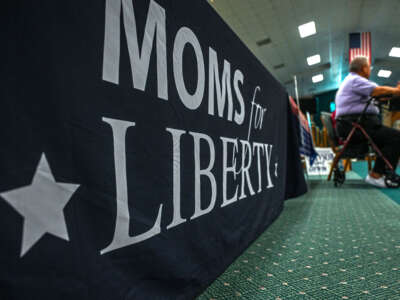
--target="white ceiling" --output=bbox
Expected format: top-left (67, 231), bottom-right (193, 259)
top-left (209, 0), bottom-right (400, 97)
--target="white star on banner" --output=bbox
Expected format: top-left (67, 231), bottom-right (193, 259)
top-left (0, 154), bottom-right (79, 257)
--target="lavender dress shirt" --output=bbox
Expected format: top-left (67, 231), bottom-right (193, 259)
top-left (335, 72), bottom-right (378, 118)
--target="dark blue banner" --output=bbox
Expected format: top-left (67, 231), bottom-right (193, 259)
top-left (0, 0), bottom-right (306, 299)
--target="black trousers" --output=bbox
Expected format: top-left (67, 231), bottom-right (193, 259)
top-left (336, 114), bottom-right (400, 174)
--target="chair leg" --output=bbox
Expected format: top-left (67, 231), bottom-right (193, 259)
top-left (344, 159), bottom-right (351, 172)
top-left (328, 153), bottom-right (341, 181)
top-left (367, 156), bottom-right (372, 171)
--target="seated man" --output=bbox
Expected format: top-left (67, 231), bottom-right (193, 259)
top-left (335, 56), bottom-right (400, 188)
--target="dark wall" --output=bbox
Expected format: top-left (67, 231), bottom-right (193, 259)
top-left (315, 89), bottom-right (338, 128)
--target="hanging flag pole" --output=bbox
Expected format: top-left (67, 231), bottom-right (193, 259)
top-left (294, 75), bottom-right (305, 145)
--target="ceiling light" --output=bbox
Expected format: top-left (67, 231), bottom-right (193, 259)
top-left (256, 37), bottom-right (271, 46)
top-left (273, 63), bottom-right (285, 69)
top-left (298, 21), bottom-right (316, 38)
top-left (307, 54), bottom-right (321, 66)
top-left (389, 47), bottom-right (400, 57)
top-left (377, 70), bottom-right (392, 78)
top-left (312, 74), bottom-right (324, 83)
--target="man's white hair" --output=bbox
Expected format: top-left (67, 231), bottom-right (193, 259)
top-left (349, 56), bottom-right (369, 73)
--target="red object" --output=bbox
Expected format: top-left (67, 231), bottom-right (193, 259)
top-left (331, 110), bottom-right (337, 129)
top-left (289, 96), bottom-right (310, 132)
top-left (331, 110), bottom-right (343, 145)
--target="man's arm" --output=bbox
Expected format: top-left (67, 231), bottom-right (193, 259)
top-left (371, 81), bottom-right (400, 99)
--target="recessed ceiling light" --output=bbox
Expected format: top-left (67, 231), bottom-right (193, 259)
top-left (377, 70), bottom-right (392, 78)
top-left (312, 74), bottom-right (324, 83)
top-left (256, 37), bottom-right (272, 47)
top-left (298, 21), bottom-right (316, 38)
top-left (389, 47), bottom-right (400, 57)
top-left (307, 54), bottom-right (321, 66)
top-left (273, 63), bottom-right (285, 69)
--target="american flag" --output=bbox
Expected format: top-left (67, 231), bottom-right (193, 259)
top-left (349, 32), bottom-right (371, 64)
top-left (289, 96), bottom-right (318, 165)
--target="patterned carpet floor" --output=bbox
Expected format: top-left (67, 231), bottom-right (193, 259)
top-left (198, 169), bottom-right (400, 299)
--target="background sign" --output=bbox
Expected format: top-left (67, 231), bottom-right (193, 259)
top-left (0, 0), bottom-right (306, 298)
top-left (306, 147), bottom-right (335, 176)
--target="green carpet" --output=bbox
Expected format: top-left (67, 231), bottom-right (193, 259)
top-left (351, 161), bottom-right (400, 205)
top-left (198, 177), bottom-right (400, 299)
